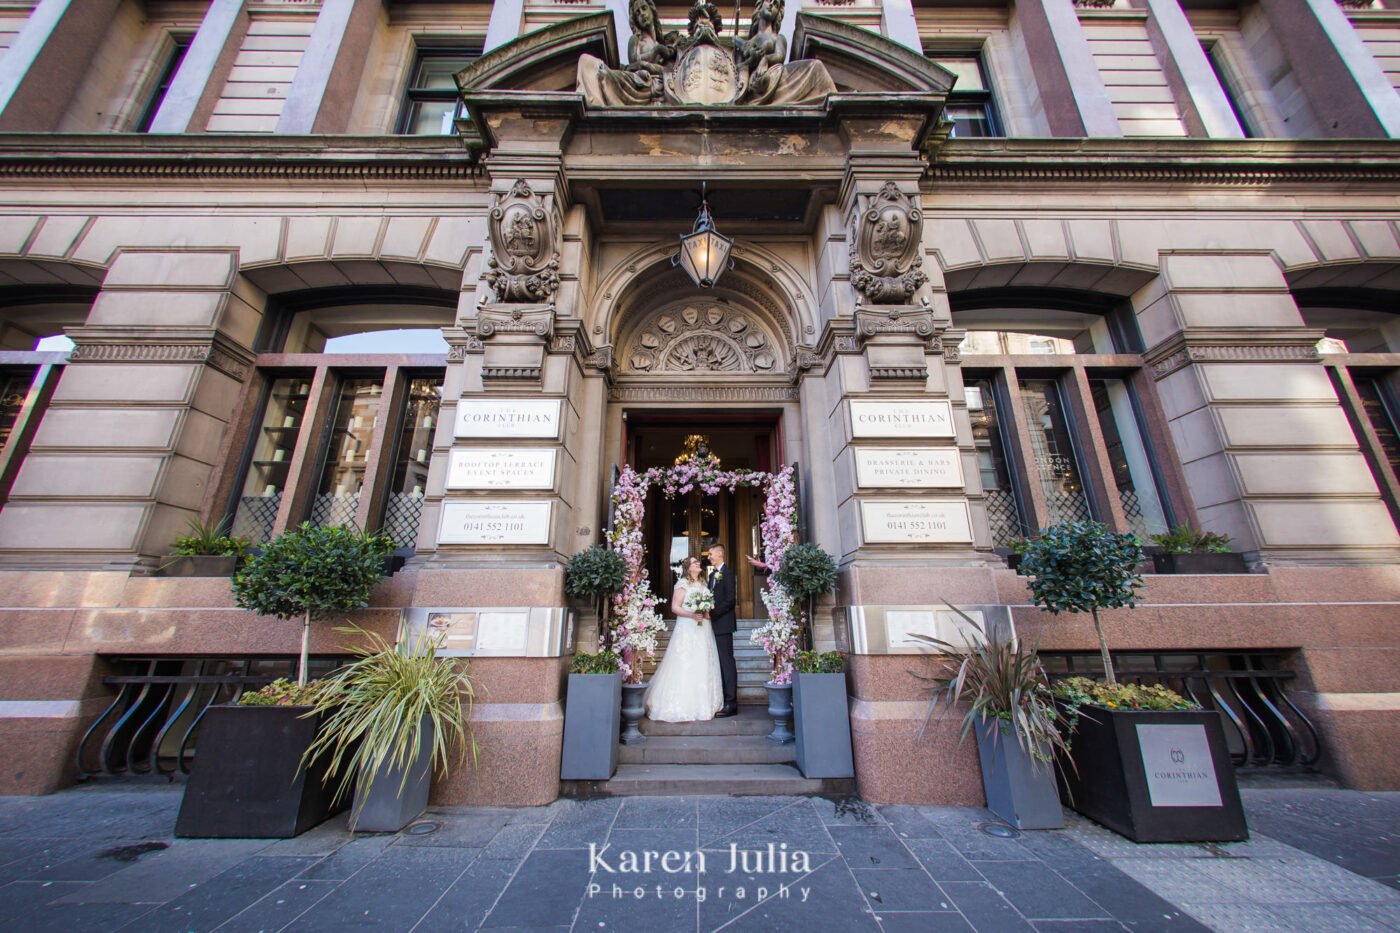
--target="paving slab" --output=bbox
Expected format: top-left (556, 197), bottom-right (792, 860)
top-left (0, 781), bottom-right (1393, 932)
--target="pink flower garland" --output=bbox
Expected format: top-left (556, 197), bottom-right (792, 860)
top-left (606, 459), bottom-right (802, 685)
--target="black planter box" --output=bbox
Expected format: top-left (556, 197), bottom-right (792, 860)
top-left (155, 555), bottom-right (238, 577)
top-left (1058, 705), bottom-right (1248, 843)
top-left (176, 705), bottom-right (345, 838)
top-left (1151, 552), bottom-right (1248, 574)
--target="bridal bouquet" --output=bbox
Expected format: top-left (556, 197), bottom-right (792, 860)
top-left (684, 588), bottom-right (715, 626)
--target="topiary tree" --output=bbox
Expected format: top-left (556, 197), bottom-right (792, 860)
top-left (1019, 520), bottom-right (1144, 686)
top-left (564, 544), bottom-right (627, 651)
top-left (775, 542), bottom-right (837, 649)
top-left (232, 523), bottom-right (395, 687)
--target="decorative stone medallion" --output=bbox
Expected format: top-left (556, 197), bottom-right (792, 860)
top-left (622, 303), bottom-right (779, 374)
top-left (850, 182), bottom-right (928, 305)
top-left (483, 180), bottom-right (559, 303)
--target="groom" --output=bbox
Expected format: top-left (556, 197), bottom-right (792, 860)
top-left (708, 544), bottom-right (739, 718)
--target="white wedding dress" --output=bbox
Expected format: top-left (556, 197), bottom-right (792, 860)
top-left (644, 581), bottom-right (724, 722)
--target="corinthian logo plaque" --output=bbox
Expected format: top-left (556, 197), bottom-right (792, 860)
top-left (849, 400), bottom-right (955, 439)
top-left (447, 448), bottom-right (557, 490)
top-left (453, 399), bottom-right (561, 439)
top-left (1136, 724), bottom-right (1223, 808)
top-left (855, 448), bottom-right (963, 489)
top-left (860, 500), bottom-right (973, 544)
top-left (437, 500), bottom-right (553, 545)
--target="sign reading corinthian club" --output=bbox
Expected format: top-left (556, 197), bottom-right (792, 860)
top-left (438, 500), bottom-right (553, 545)
top-left (454, 399), bottom-right (561, 440)
top-left (849, 400), bottom-right (955, 439)
top-left (861, 500), bottom-right (973, 544)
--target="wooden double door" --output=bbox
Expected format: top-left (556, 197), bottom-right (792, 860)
top-left (626, 413), bottom-right (779, 620)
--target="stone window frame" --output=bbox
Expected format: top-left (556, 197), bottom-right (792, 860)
top-left (924, 47), bottom-right (1003, 138)
top-left (394, 42), bottom-right (482, 136)
top-left (1323, 359), bottom-right (1400, 531)
top-left (220, 357), bottom-right (448, 546)
top-left (133, 32), bottom-right (193, 134)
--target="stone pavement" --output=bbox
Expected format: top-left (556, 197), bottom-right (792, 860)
top-left (0, 781), bottom-right (1397, 932)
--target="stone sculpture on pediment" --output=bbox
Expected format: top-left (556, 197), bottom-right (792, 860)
top-left (850, 182), bottom-right (928, 306)
top-left (575, 0), bottom-right (835, 109)
top-left (483, 179), bottom-right (560, 304)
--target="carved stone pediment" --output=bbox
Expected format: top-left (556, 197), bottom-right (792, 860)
top-left (483, 180), bottom-right (560, 304)
top-left (621, 302), bottom-right (782, 374)
top-left (850, 182), bottom-right (928, 306)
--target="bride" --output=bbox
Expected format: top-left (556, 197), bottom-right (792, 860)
top-left (644, 555), bottom-right (724, 722)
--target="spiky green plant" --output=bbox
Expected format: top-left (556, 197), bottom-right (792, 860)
top-left (913, 602), bottom-right (1070, 774)
top-left (303, 626), bottom-right (476, 813)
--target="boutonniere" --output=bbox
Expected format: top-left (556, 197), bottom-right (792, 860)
top-left (712, 570), bottom-right (723, 584)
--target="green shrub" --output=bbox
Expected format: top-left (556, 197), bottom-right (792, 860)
top-left (774, 543), bottom-right (838, 604)
top-left (795, 650), bottom-right (845, 674)
top-left (570, 651), bottom-right (621, 675)
top-left (232, 523), bottom-right (394, 686)
top-left (238, 677), bottom-right (327, 707)
top-left (1051, 675), bottom-right (1196, 712)
top-left (1020, 520), bottom-right (1144, 685)
top-left (170, 516), bottom-right (251, 559)
top-left (1150, 525), bottom-right (1232, 554)
top-left (564, 545), bottom-right (627, 601)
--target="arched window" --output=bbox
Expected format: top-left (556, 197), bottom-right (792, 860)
top-left (224, 290), bottom-right (454, 547)
top-left (952, 290), bottom-right (1179, 543)
top-left (1297, 289), bottom-right (1400, 529)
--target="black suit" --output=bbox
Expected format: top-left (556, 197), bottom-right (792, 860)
top-left (709, 564), bottom-right (738, 708)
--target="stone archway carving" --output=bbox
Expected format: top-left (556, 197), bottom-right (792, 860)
top-left (622, 301), bottom-right (781, 374)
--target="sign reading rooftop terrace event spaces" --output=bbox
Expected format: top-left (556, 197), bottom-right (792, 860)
top-left (453, 399), bottom-right (561, 439)
top-left (447, 448), bottom-right (557, 490)
top-left (1136, 723), bottom-right (1224, 808)
top-left (855, 447), bottom-right (963, 489)
top-left (438, 500), bottom-right (552, 545)
top-left (860, 499), bottom-right (973, 544)
top-left (849, 399), bottom-right (955, 439)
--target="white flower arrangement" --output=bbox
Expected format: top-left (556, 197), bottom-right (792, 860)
top-left (614, 584), bottom-right (667, 683)
top-left (684, 588), bottom-right (715, 625)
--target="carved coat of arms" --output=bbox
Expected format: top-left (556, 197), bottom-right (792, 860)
top-left (483, 180), bottom-right (560, 304)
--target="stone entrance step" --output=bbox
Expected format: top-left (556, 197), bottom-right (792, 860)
top-left (570, 763), bottom-right (854, 797)
top-left (639, 706), bottom-right (771, 736)
top-left (618, 735), bottom-right (795, 766)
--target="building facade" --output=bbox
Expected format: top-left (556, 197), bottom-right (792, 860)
top-left (1, 0), bottom-right (1399, 805)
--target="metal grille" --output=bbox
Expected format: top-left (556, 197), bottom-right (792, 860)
top-left (1043, 486), bottom-right (1092, 524)
top-left (231, 494), bottom-right (280, 544)
top-left (381, 492), bottom-right (425, 547)
top-left (310, 492), bottom-right (359, 528)
top-left (75, 657), bottom-right (343, 779)
top-left (1119, 488), bottom-right (1148, 538)
top-left (984, 489), bottom-right (1025, 544)
top-left (1043, 651), bottom-right (1323, 771)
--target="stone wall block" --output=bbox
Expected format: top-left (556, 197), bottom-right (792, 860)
top-left (86, 291), bottom-right (226, 329)
top-left (104, 250), bottom-right (235, 290)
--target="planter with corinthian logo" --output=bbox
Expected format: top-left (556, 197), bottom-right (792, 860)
top-left (1056, 706), bottom-right (1247, 842)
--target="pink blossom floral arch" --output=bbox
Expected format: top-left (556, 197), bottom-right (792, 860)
top-left (607, 455), bottom-right (802, 684)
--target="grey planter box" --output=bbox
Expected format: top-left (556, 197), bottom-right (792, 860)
top-left (974, 717), bottom-right (1064, 830)
top-left (793, 672), bottom-right (854, 778)
top-left (561, 672), bottom-right (621, 780)
top-left (156, 555), bottom-right (238, 577)
top-left (349, 718), bottom-right (435, 833)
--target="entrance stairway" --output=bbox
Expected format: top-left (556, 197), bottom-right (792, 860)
top-left (638, 617), bottom-right (774, 705)
top-left (563, 620), bottom-right (857, 798)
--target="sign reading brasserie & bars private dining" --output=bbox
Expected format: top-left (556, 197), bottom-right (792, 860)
top-left (854, 448), bottom-right (963, 488)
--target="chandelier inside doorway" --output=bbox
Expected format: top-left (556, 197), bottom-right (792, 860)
top-left (608, 453), bottom-right (800, 685)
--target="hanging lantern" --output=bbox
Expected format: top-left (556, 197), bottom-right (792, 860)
top-left (673, 188), bottom-right (734, 288)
